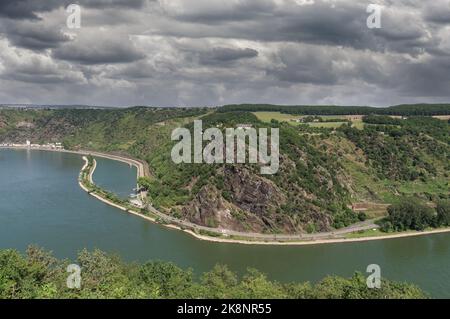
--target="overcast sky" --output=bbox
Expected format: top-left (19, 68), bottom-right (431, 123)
top-left (0, 0), bottom-right (450, 107)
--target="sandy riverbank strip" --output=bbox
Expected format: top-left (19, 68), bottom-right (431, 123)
top-left (67, 149), bottom-right (146, 179)
top-left (79, 158), bottom-right (450, 246)
top-left (1, 146), bottom-right (147, 178)
top-left (79, 156), bottom-right (163, 223)
top-left (186, 227), bottom-right (450, 246)
top-left (5, 146), bottom-right (450, 246)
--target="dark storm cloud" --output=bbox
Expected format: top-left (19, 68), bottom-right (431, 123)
top-left (0, 0), bottom-right (147, 20)
top-left (0, 1), bottom-right (60, 20)
top-left (161, 0), bottom-right (276, 24)
top-left (273, 3), bottom-right (369, 46)
top-left (1, 0), bottom-right (450, 107)
top-left (80, 0), bottom-right (148, 9)
top-left (198, 47), bottom-right (258, 65)
top-left (151, 2), bottom-right (369, 45)
top-left (151, 1), bottom-right (431, 56)
top-left (267, 45), bottom-right (338, 85)
top-left (1, 20), bottom-right (71, 50)
top-left (52, 34), bottom-right (145, 65)
top-left (392, 56), bottom-right (450, 97)
top-left (423, 1), bottom-right (450, 24)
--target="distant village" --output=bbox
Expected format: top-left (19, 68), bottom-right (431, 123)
top-left (0, 140), bottom-right (64, 150)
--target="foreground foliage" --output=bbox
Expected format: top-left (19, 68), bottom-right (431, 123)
top-left (0, 247), bottom-right (427, 299)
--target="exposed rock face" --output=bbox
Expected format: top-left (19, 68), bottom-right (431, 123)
top-left (181, 166), bottom-right (293, 233)
top-left (180, 163), bottom-right (338, 234)
top-left (298, 209), bottom-right (333, 232)
top-left (16, 121), bottom-right (35, 129)
top-left (182, 184), bottom-right (229, 228)
top-left (222, 166), bottom-right (285, 217)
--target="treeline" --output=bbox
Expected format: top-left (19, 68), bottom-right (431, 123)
top-left (379, 199), bottom-right (450, 232)
top-left (362, 115), bottom-right (403, 126)
top-left (303, 115), bottom-right (351, 123)
top-left (0, 247), bottom-right (427, 299)
top-left (218, 104), bottom-right (450, 116)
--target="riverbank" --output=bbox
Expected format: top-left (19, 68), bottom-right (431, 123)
top-left (76, 153), bottom-right (450, 246)
top-left (4, 146), bottom-right (450, 246)
top-left (0, 145), bottom-right (148, 179)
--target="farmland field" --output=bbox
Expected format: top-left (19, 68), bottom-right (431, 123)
top-left (307, 122), bottom-right (347, 128)
top-left (253, 112), bottom-right (365, 129)
top-left (252, 111), bottom-right (302, 124)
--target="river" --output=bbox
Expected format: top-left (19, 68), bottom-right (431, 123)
top-left (0, 148), bottom-right (449, 297)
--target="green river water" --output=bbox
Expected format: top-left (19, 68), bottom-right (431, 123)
top-left (0, 149), bottom-right (449, 297)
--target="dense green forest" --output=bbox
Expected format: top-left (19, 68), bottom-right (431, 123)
top-left (0, 247), bottom-right (427, 299)
top-left (218, 104), bottom-right (450, 116)
top-left (379, 199), bottom-right (450, 232)
top-left (0, 105), bottom-right (449, 234)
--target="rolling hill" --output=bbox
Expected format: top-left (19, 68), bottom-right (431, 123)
top-left (1, 104), bottom-right (449, 234)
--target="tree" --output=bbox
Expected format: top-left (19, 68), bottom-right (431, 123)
top-left (385, 199), bottom-right (436, 231)
top-left (138, 261), bottom-right (195, 298)
top-left (200, 264), bottom-right (238, 299)
top-left (0, 247), bottom-right (430, 299)
top-left (235, 268), bottom-right (286, 299)
top-left (137, 176), bottom-right (153, 191)
top-left (436, 200), bottom-right (450, 226)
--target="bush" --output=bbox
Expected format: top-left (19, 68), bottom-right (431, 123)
top-left (0, 247), bottom-right (428, 299)
top-left (383, 199), bottom-right (436, 231)
top-left (358, 212), bottom-right (367, 222)
top-left (436, 200), bottom-right (450, 226)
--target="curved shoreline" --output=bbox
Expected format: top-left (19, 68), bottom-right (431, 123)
top-left (4, 146), bottom-right (450, 246)
top-left (80, 157), bottom-right (450, 246)
top-left (77, 153), bottom-right (450, 247)
top-left (0, 146), bottom-right (147, 178)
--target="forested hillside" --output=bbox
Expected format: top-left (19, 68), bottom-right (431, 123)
top-left (0, 247), bottom-right (427, 299)
top-left (0, 107), bottom-right (208, 149)
top-left (0, 105), bottom-right (448, 234)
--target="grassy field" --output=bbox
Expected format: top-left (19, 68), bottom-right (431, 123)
top-left (308, 122), bottom-right (348, 128)
top-left (351, 120), bottom-right (365, 130)
top-left (252, 111), bottom-right (301, 124)
top-left (433, 115), bottom-right (450, 120)
top-left (253, 112), bottom-right (365, 129)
